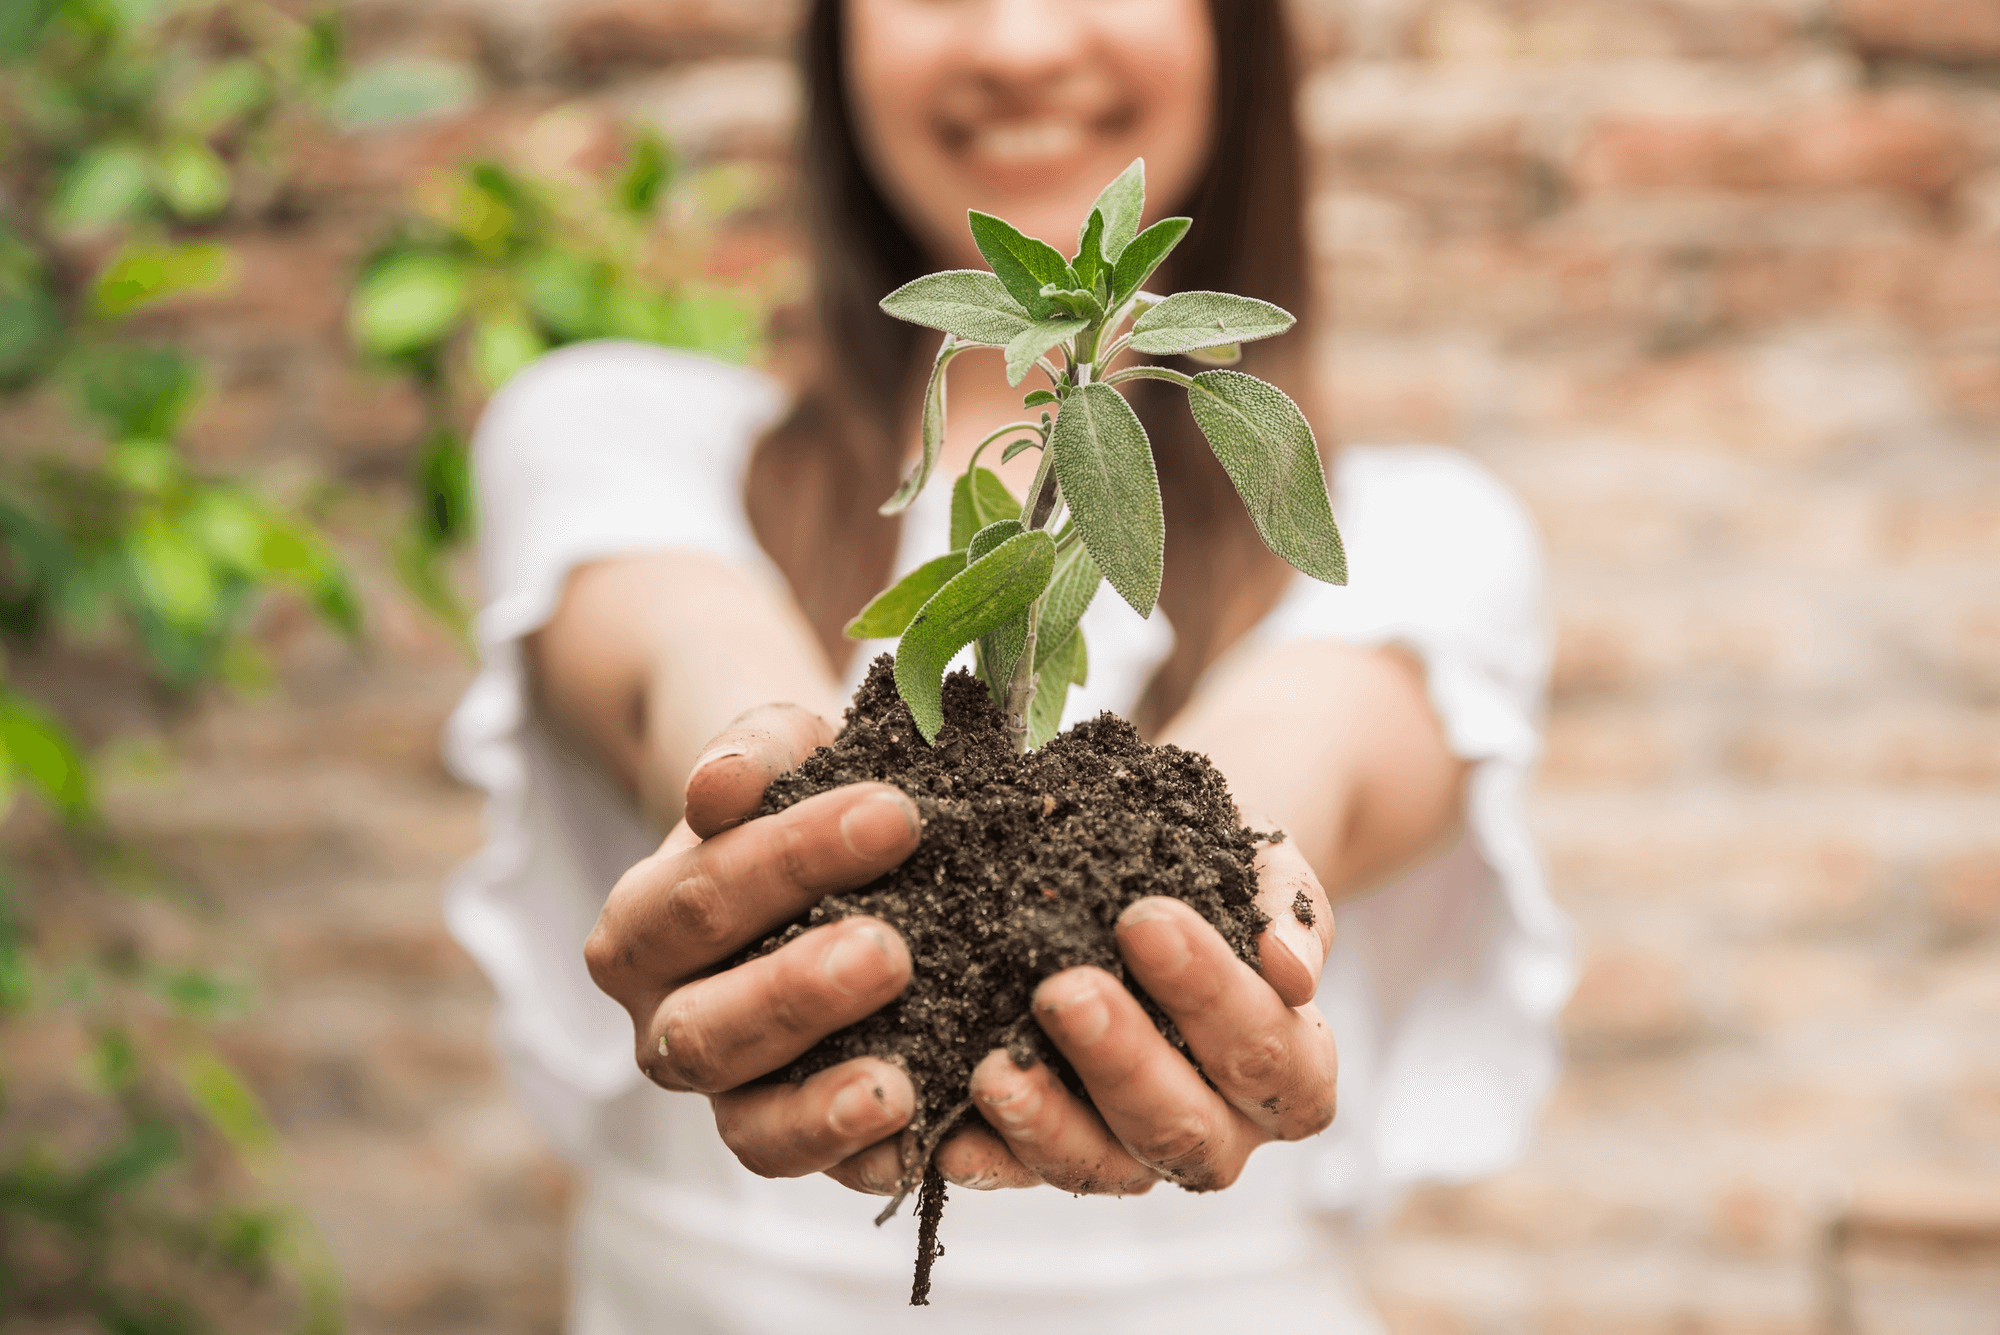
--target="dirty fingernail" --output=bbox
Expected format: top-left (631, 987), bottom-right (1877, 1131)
top-left (1271, 915), bottom-right (1324, 981)
top-left (976, 1064), bottom-right (1037, 1133)
top-left (828, 1081), bottom-right (895, 1139)
top-left (1039, 984), bottom-right (1111, 1046)
top-left (823, 924), bottom-right (896, 997)
top-left (1120, 900), bottom-right (1191, 973)
top-left (690, 745), bottom-right (748, 778)
top-left (839, 789), bottom-right (919, 860)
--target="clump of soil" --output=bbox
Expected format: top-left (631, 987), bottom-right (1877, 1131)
top-left (741, 655), bottom-right (1269, 1303)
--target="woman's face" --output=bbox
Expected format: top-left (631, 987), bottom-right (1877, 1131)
top-left (844, 0), bottom-right (1217, 269)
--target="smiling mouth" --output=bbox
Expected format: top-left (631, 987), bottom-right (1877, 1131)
top-left (943, 107), bottom-right (1139, 172)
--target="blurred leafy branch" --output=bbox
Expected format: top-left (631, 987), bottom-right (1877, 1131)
top-left (0, 0), bottom-right (358, 1329)
top-left (350, 123), bottom-right (767, 636)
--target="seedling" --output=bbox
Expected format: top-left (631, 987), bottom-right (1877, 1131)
top-left (852, 158), bottom-right (1347, 752)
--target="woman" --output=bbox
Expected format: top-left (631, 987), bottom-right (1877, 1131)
top-left (444, 0), bottom-right (1576, 1329)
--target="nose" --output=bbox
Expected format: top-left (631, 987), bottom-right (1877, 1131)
top-left (964, 0), bottom-right (1087, 96)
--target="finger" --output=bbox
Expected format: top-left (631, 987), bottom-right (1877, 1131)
top-left (822, 1134), bottom-right (909, 1196)
top-left (648, 916), bottom-right (910, 1093)
top-left (684, 703), bottom-right (836, 840)
top-left (586, 782), bottom-right (920, 1004)
top-left (1117, 897), bottom-right (1338, 1142)
top-left (711, 1057), bottom-right (914, 1180)
top-left (969, 1049), bottom-right (1158, 1196)
top-left (1033, 967), bottom-right (1263, 1191)
top-left (1247, 828), bottom-right (1333, 1008)
top-left (934, 1123), bottom-right (1044, 1191)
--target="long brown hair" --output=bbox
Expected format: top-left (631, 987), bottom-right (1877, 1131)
top-left (747, 0), bottom-right (1315, 732)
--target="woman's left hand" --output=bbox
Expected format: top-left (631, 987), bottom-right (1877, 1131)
top-left (827, 834), bottom-right (1337, 1197)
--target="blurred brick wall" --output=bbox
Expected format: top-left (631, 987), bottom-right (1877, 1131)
top-left (110, 0), bottom-right (2000, 1331)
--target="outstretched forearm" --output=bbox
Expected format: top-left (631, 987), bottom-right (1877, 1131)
top-left (526, 552), bottom-right (844, 829)
top-left (1159, 640), bottom-right (1467, 901)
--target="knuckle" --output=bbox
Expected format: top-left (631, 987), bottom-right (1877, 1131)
top-left (1129, 1114), bottom-right (1215, 1179)
top-left (582, 921), bottom-right (624, 994)
top-left (663, 866), bottom-right (734, 959)
top-left (656, 998), bottom-right (727, 1092)
top-left (1214, 1027), bottom-right (1292, 1092)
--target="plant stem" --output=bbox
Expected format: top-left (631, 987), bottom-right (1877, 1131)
top-left (1103, 364), bottom-right (1194, 389)
top-left (1002, 349), bottom-right (1091, 751)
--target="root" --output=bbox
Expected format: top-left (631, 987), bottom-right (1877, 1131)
top-left (910, 1161), bottom-right (948, 1306)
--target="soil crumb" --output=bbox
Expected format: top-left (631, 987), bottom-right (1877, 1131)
top-left (740, 656), bottom-right (1270, 1299)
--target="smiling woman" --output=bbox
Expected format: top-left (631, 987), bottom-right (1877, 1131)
top-left (441, 0), bottom-right (1576, 1330)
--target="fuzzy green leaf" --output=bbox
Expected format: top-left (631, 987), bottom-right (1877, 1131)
top-left (1034, 541), bottom-right (1102, 672)
top-left (999, 436), bottom-right (1040, 465)
top-left (968, 211), bottom-right (1072, 317)
top-left (950, 467), bottom-right (1020, 550)
top-left (1005, 316), bottom-right (1088, 387)
top-left (1090, 159), bottom-right (1146, 264)
top-left (969, 520), bottom-right (1028, 688)
top-left (881, 337), bottom-right (970, 515)
top-left (1050, 383), bottom-right (1163, 617)
top-left (1072, 208), bottom-right (1107, 293)
top-left (845, 551), bottom-right (967, 640)
top-left (896, 531), bottom-right (1056, 741)
top-left (1131, 291), bottom-right (1294, 356)
top-left (1022, 388), bottom-right (1060, 408)
top-left (1186, 370), bottom-right (1346, 584)
top-left (1027, 627), bottom-right (1088, 749)
top-left (968, 520), bottom-right (1023, 562)
top-left (879, 269), bottom-right (1035, 346)
top-left (1110, 216), bottom-right (1189, 307)
top-left (1187, 342), bottom-right (1242, 366)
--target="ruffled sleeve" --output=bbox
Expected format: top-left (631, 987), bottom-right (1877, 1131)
top-left (440, 341), bottom-right (785, 1156)
top-left (1259, 446), bottom-right (1578, 1214)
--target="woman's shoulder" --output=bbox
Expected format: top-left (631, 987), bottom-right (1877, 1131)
top-left (479, 340), bottom-right (787, 450)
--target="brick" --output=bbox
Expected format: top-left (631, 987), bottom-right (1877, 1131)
top-left (1574, 99), bottom-right (1976, 204)
top-left (1931, 851), bottom-right (2000, 933)
top-left (1726, 708), bottom-right (2000, 787)
top-left (1563, 946), bottom-right (1695, 1052)
top-left (1840, 0), bottom-right (2000, 65)
top-left (555, 0), bottom-right (800, 78)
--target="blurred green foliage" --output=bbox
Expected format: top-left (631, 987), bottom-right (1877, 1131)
top-left (352, 126), bottom-right (765, 634)
top-left (0, 0), bottom-right (354, 1328)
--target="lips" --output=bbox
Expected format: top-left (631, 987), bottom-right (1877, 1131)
top-left (968, 118), bottom-right (1087, 167)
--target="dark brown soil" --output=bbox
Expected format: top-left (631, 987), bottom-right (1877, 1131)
top-left (740, 656), bottom-right (1269, 1303)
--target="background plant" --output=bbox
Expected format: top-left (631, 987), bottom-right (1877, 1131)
top-left (348, 129), bottom-right (766, 637)
top-left (0, 1), bottom-right (358, 1328)
top-left (856, 159), bottom-right (1346, 752)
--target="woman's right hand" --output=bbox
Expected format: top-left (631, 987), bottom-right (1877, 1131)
top-left (584, 703), bottom-right (925, 1190)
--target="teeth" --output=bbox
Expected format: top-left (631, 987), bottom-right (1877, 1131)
top-left (973, 120), bottom-right (1085, 165)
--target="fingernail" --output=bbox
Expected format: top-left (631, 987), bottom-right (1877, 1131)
top-left (976, 1066), bottom-right (1037, 1133)
top-left (690, 745), bottom-right (748, 777)
top-left (1039, 982), bottom-right (1110, 1046)
top-left (838, 789), bottom-right (919, 860)
top-left (1119, 900), bottom-right (1191, 974)
top-left (823, 924), bottom-right (895, 998)
top-left (1271, 915), bottom-right (1324, 981)
top-left (828, 1081), bottom-right (895, 1139)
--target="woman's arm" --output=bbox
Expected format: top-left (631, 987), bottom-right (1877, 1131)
top-left (1160, 638), bottom-right (1469, 900)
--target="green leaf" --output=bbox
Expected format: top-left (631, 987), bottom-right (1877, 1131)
top-left (1186, 370), bottom-right (1346, 584)
top-left (880, 337), bottom-right (969, 515)
top-left (351, 250), bottom-right (467, 358)
top-left (175, 58), bottom-right (273, 135)
top-left (76, 346), bottom-right (199, 437)
top-left (181, 1051), bottom-right (279, 1162)
top-left (1049, 382), bottom-right (1163, 617)
top-left (1005, 316), bottom-right (1087, 388)
top-left (896, 530), bottom-right (1056, 742)
top-left (127, 513), bottom-right (219, 630)
top-left (879, 270), bottom-right (1034, 347)
top-left (1187, 342), bottom-right (1242, 366)
top-left (1090, 158), bottom-right (1146, 264)
top-left (1110, 216), bottom-right (1189, 307)
top-left (1071, 208), bottom-right (1107, 293)
top-left (1034, 540), bottom-right (1101, 673)
top-left (1036, 285), bottom-right (1103, 322)
top-left (949, 466), bottom-right (1019, 550)
top-left (49, 143), bottom-right (153, 232)
top-left (0, 695), bottom-right (92, 818)
top-left (94, 241), bottom-right (234, 318)
top-left (1021, 389), bottom-right (1059, 409)
top-left (618, 128), bottom-right (677, 215)
top-left (967, 211), bottom-right (1071, 317)
top-left (1131, 291), bottom-right (1295, 356)
top-left (413, 427), bottom-right (474, 547)
top-left (329, 56), bottom-right (478, 130)
top-left (967, 519), bottom-right (1022, 562)
top-left (1027, 625), bottom-right (1087, 748)
top-left (472, 312), bottom-right (545, 390)
top-left (999, 436), bottom-right (1039, 465)
top-left (154, 140), bottom-right (232, 219)
top-left (845, 551), bottom-right (965, 640)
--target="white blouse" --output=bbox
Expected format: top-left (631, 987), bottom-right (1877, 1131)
top-left (442, 340), bottom-right (1577, 1334)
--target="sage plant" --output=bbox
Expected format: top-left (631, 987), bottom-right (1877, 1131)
top-left (851, 160), bottom-right (1347, 752)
